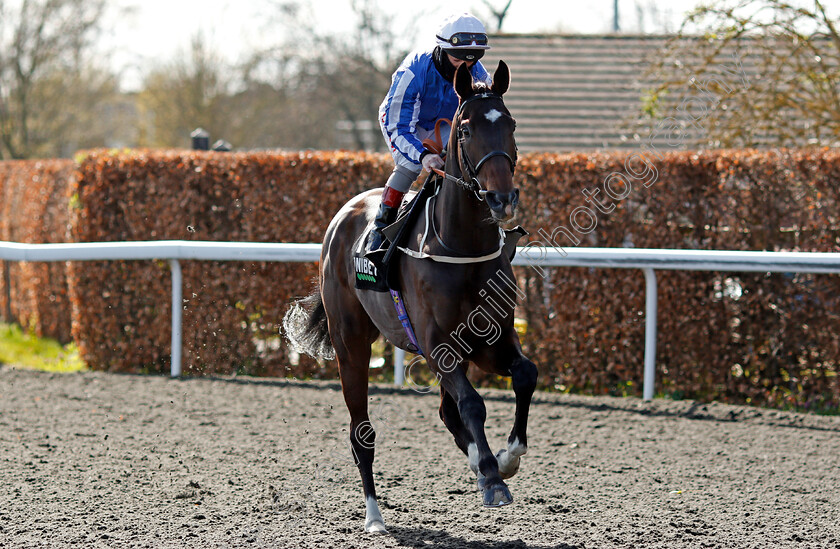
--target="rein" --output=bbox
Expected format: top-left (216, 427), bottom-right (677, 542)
top-left (396, 181), bottom-right (506, 264)
top-left (397, 92), bottom-right (516, 264)
top-left (432, 92), bottom-right (516, 201)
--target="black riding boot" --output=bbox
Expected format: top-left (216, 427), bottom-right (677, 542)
top-left (366, 202), bottom-right (399, 254)
top-left (366, 186), bottom-right (405, 255)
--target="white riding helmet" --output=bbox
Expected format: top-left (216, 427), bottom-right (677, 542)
top-left (435, 13), bottom-right (491, 51)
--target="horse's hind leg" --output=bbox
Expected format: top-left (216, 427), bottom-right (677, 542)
top-left (334, 335), bottom-right (388, 533)
top-left (324, 296), bottom-right (386, 533)
top-left (439, 386), bottom-right (473, 456)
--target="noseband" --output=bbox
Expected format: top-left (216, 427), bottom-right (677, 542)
top-left (437, 92), bottom-right (517, 201)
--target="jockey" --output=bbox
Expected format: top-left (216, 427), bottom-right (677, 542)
top-left (366, 12), bottom-right (492, 255)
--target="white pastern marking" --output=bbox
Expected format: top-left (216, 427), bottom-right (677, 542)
top-left (467, 442), bottom-right (482, 476)
top-left (497, 437), bottom-right (527, 478)
top-left (507, 437), bottom-right (527, 458)
top-left (485, 109), bottom-right (503, 123)
top-left (364, 495), bottom-right (387, 533)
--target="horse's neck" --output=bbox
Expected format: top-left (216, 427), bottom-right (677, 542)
top-left (432, 160), bottom-right (499, 253)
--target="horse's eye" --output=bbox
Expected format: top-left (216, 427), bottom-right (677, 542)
top-left (459, 124), bottom-right (471, 140)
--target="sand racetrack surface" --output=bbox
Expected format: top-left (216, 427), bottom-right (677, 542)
top-left (1, 365), bottom-right (839, 549)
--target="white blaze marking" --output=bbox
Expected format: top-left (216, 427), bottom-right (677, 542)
top-left (485, 109), bottom-right (503, 123)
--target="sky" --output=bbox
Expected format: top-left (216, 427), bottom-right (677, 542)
top-left (102, 0), bottom-right (710, 90)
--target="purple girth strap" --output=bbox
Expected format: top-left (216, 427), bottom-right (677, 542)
top-left (389, 289), bottom-right (424, 356)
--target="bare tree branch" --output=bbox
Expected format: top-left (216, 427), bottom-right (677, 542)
top-left (481, 0), bottom-right (514, 33)
top-left (0, 0), bottom-right (110, 158)
top-left (636, 0), bottom-right (840, 148)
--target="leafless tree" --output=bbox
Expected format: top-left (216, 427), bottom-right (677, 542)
top-left (0, 0), bottom-right (114, 159)
top-left (250, 0), bottom-right (415, 150)
top-left (630, 0), bottom-right (679, 34)
top-left (638, 0), bottom-right (840, 148)
top-left (481, 0), bottom-right (514, 33)
top-left (137, 34), bottom-right (234, 149)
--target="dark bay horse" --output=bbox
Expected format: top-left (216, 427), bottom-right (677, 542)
top-left (284, 61), bottom-right (538, 533)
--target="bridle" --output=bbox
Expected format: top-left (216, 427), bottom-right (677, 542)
top-left (433, 92), bottom-right (517, 201)
top-left (399, 93), bottom-right (518, 263)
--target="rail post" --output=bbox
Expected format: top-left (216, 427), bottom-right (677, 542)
top-left (393, 347), bottom-right (405, 385)
top-left (642, 268), bottom-right (657, 400)
top-left (169, 259), bottom-right (183, 377)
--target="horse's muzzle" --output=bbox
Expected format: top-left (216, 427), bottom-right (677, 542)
top-left (484, 188), bottom-right (520, 220)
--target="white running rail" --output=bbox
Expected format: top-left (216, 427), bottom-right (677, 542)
top-left (0, 241), bottom-right (320, 378)
top-left (2, 240), bottom-right (839, 400)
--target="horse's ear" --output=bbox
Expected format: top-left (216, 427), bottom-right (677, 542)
top-left (491, 60), bottom-right (510, 96)
top-left (454, 63), bottom-right (474, 100)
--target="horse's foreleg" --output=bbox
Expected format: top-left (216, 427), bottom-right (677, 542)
top-left (439, 384), bottom-right (474, 455)
top-left (471, 339), bottom-right (538, 480)
top-left (438, 368), bottom-right (512, 507)
top-left (496, 356), bottom-right (537, 479)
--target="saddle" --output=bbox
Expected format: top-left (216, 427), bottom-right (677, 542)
top-left (353, 176), bottom-right (528, 293)
top-left (353, 119), bottom-right (527, 292)
top-left (354, 174), bottom-right (438, 292)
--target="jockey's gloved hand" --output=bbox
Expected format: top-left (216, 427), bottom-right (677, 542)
top-left (421, 151), bottom-right (445, 172)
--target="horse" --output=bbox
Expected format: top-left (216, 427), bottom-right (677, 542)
top-left (283, 60), bottom-right (538, 533)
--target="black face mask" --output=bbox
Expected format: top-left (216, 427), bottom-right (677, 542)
top-left (433, 46), bottom-right (458, 82)
top-left (444, 48), bottom-right (484, 62)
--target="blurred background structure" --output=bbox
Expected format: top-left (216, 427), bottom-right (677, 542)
top-left (2, 0), bottom-right (839, 408)
top-left (0, 0), bottom-right (837, 158)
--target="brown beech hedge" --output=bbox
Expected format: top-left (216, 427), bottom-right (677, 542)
top-left (512, 148), bottom-right (840, 411)
top-left (67, 150), bottom-right (390, 378)
top-left (0, 160), bottom-right (75, 343)
top-left (1, 148), bottom-right (838, 410)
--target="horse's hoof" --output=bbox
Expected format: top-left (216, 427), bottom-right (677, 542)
top-left (365, 519), bottom-right (388, 534)
top-left (496, 449), bottom-right (521, 479)
top-left (482, 482), bottom-right (513, 507)
top-left (496, 440), bottom-right (527, 480)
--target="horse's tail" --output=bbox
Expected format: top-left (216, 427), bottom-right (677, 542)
top-left (282, 287), bottom-right (336, 361)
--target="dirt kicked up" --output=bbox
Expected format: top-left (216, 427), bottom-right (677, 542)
top-left (1, 365), bottom-right (838, 548)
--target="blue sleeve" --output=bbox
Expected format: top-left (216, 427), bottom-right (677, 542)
top-left (380, 62), bottom-right (426, 164)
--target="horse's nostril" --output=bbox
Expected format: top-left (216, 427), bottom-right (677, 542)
top-left (485, 191), bottom-right (518, 214)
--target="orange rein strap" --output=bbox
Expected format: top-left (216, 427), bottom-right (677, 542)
top-left (420, 118), bottom-right (451, 155)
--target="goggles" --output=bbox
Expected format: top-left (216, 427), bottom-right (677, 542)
top-left (436, 32), bottom-right (488, 47)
